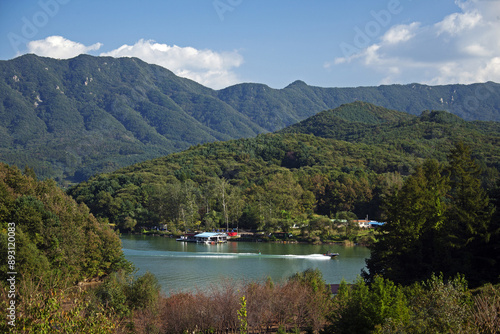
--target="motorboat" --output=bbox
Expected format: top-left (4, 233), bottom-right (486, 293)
top-left (324, 252), bottom-right (340, 258)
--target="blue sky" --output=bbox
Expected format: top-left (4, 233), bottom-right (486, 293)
top-left (1, 0), bottom-right (499, 89)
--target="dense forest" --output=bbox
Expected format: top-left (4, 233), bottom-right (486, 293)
top-left (68, 102), bottom-right (500, 238)
top-left (0, 163), bottom-right (126, 284)
top-left (364, 143), bottom-right (500, 287)
top-left (2, 54), bottom-right (500, 184)
top-left (0, 163), bottom-right (131, 331)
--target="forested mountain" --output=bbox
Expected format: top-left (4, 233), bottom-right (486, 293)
top-left (67, 102), bottom-right (500, 233)
top-left (1, 54), bottom-right (500, 184)
top-left (0, 54), bottom-right (265, 183)
top-left (280, 101), bottom-right (500, 167)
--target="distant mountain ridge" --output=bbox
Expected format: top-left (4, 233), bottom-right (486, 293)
top-left (281, 102), bottom-right (500, 172)
top-left (1, 54), bottom-right (499, 183)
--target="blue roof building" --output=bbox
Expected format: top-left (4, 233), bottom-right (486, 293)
top-left (194, 232), bottom-right (228, 244)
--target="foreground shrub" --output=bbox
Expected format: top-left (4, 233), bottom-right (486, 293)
top-left (0, 276), bottom-right (116, 333)
top-left (325, 275), bottom-right (409, 334)
top-left (471, 284), bottom-right (500, 334)
top-left (394, 274), bottom-right (475, 333)
top-left (95, 270), bottom-right (160, 319)
top-left (154, 272), bottom-right (332, 333)
top-left (128, 271), bottom-right (161, 311)
top-left (328, 273), bottom-right (499, 334)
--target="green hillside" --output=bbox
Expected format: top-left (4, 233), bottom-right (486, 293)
top-left (0, 163), bottom-right (127, 283)
top-left (2, 54), bottom-right (500, 184)
top-left (280, 102), bottom-right (500, 167)
top-left (278, 101), bottom-right (415, 139)
top-left (67, 102), bottom-right (500, 233)
top-left (0, 54), bottom-right (265, 183)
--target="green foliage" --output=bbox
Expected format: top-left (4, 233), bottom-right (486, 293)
top-left (0, 164), bottom-right (130, 333)
top-left (326, 276), bottom-right (410, 334)
top-left (289, 268), bottom-right (329, 294)
top-left (365, 160), bottom-right (449, 284)
top-left (334, 211), bottom-right (359, 240)
top-left (128, 271), bottom-right (161, 311)
top-left (282, 105), bottom-right (500, 170)
top-left (396, 274), bottom-right (474, 333)
top-left (328, 274), bottom-right (493, 334)
top-left (68, 105), bottom-right (499, 236)
top-left (0, 163), bottom-right (128, 285)
top-left (0, 276), bottom-right (117, 333)
top-left (96, 271), bottom-right (131, 317)
top-left (365, 143), bottom-right (499, 287)
top-left (238, 296), bottom-right (248, 334)
top-left (446, 142), bottom-right (494, 248)
top-left (95, 270), bottom-right (160, 319)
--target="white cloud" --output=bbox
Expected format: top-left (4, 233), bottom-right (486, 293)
top-left (27, 36), bottom-right (102, 59)
top-left (329, 0), bottom-right (500, 85)
top-left (24, 36), bottom-right (243, 89)
top-left (464, 43), bottom-right (491, 57)
top-left (100, 39), bottom-right (243, 89)
top-left (435, 10), bottom-right (481, 36)
top-left (382, 23), bottom-right (420, 44)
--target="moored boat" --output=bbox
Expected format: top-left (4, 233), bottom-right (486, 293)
top-left (176, 233), bottom-right (197, 242)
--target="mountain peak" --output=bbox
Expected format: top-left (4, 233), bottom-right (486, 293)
top-left (327, 101), bottom-right (414, 124)
top-left (419, 110), bottom-right (465, 124)
top-left (285, 80), bottom-right (308, 88)
top-left (279, 101), bottom-right (415, 139)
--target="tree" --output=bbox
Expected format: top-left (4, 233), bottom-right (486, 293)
top-left (215, 177), bottom-right (230, 231)
top-left (226, 186), bottom-right (244, 230)
top-left (446, 142), bottom-right (493, 247)
top-left (179, 180), bottom-right (199, 231)
top-left (199, 181), bottom-right (217, 217)
top-left (321, 174), bottom-right (373, 216)
top-left (202, 210), bottom-right (220, 231)
top-left (444, 142), bottom-right (496, 285)
top-left (333, 211), bottom-right (359, 240)
top-left (326, 276), bottom-right (410, 334)
top-left (364, 159), bottom-right (449, 284)
top-left (365, 144), bottom-right (498, 287)
top-left (260, 172), bottom-right (304, 232)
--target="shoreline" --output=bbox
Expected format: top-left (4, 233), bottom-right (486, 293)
top-left (124, 230), bottom-right (375, 247)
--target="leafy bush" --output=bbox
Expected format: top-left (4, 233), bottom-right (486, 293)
top-left (326, 276), bottom-right (410, 334)
top-left (95, 270), bottom-right (161, 318)
top-left (380, 274), bottom-right (476, 333)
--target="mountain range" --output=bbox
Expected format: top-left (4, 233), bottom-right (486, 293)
top-left (1, 54), bottom-right (500, 183)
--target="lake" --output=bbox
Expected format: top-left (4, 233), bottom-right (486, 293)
top-left (121, 234), bottom-right (370, 294)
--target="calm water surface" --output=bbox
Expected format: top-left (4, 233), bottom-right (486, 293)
top-left (121, 234), bottom-right (370, 294)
